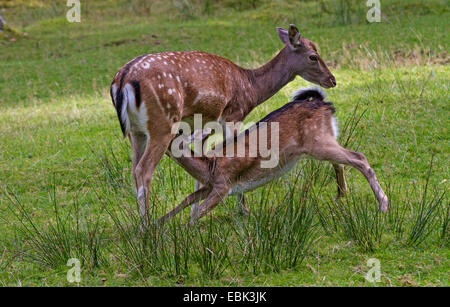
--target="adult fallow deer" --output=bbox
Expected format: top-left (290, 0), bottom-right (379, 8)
top-left (161, 88), bottom-right (388, 224)
top-left (110, 25), bottom-right (337, 225)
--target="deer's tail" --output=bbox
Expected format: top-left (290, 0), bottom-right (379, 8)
top-left (291, 86), bottom-right (326, 101)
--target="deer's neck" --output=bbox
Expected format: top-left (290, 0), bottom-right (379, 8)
top-left (246, 47), bottom-right (296, 104)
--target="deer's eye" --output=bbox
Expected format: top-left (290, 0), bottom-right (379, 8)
top-left (309, 55), bottom-right (318, 61)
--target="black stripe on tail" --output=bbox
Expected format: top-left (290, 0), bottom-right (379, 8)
top-left (111, 84), bottom-right (127, 137)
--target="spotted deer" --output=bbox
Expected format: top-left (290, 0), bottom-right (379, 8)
top-left (110, 25), bottom-right (337, 225)
top-left (160, 88), bottom-right (388, 224)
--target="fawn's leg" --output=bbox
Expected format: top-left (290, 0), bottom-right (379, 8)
top-left (333, 163), bottom-right (348, 198)
top-left (190, 181), bottom-right (204, 217)
top-left (159, 186), bottom-right (210, 224)
top-left (190, 184), bottom-right (230, 225)
top-left (310, 141), bottom-right (388, 212)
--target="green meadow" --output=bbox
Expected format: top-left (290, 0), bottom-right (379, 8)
top-left (0, 0), bottom-right (448, 286)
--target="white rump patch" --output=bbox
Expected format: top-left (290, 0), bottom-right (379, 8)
top-left (121, 83), bottom-right (135, 135)
top-left (124, 83), bottom-right (149, 135)
top-left (331, 116), bottom-right (339, 139)
top-left (111, 84), bottom-right (118, 105)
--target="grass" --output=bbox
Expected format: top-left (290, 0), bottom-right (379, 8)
top-left (0, 0), bottom-right (448, 286)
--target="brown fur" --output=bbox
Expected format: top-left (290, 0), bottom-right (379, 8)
top-left (162, 93), bottom-right (388, 224)
top-left (110, 26), bottom-right (337, 225)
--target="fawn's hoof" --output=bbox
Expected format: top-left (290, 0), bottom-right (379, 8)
top-left (379, 195), bottom-right (388, 212)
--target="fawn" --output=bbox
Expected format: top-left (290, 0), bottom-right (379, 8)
top-left (161, 87), bottom-right (388, 224)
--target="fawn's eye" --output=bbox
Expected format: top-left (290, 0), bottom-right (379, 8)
top-left (309, 55), bottom-right (318, 61)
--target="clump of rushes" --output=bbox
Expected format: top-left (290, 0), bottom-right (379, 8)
top-left (384, 181), bottom-right (409, 240)
top-left (190, 217), bottom-right (234, 279)
top-left (441, 204), bottom-right (449, 247)
top-left (407, 157), bottom-right (446, 247)
top-left (5, 183), bottom-right (107, 270)
top-left (327, 192), bottom-right (385, 252)
top-left (230, 171), bottom-right (318, 274)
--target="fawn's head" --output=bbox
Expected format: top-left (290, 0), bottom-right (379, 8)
top-left (277, 25), bottom-right (336, 88)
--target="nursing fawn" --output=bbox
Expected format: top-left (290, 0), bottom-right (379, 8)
top-left (110, 25), bottom-right (337, 225)
top-left (161, 88), bottom-right (388, 224)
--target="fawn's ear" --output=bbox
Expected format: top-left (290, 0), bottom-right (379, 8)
top-left (277, 27), bottom-right (290, 45)
top-left (288, 24), bottom-right (302, 48)
top-left (277, 25), bottom-right (302, 49)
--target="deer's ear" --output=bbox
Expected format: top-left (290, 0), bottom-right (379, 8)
top-left (277, 27), bottom-right (290, 45)
top-left (288, 24), bottom-right (302, 48)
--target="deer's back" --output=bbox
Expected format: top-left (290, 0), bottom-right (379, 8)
top-left (111, 51), bottom-right (252, 124)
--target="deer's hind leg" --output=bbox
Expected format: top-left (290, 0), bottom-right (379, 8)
top-left (129, 132), bottom-right (148, 192)
top-left (308, 140), bottom-right (388, 212)
top-left (333, 163), bottom-right (348, 198)
top-left (159, 186), bottom-right (211, 224)
top-left (135, 131), bottom-right (174, 226)
top-left (134, 98), bottom-right (180, 227)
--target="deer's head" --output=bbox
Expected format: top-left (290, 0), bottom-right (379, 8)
top-left (277, 25), bottom-right (336, 88)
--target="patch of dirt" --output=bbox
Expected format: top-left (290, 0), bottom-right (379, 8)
top-left (103, 34), bottom-right (161, 48)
